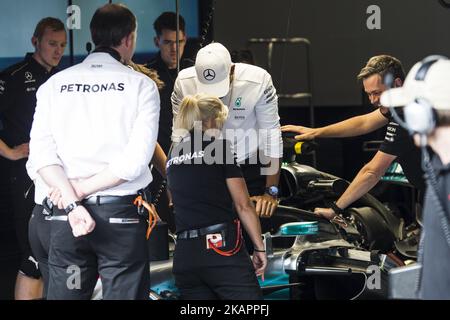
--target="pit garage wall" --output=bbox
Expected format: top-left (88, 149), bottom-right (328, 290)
top-left (213, 0), bottom-right (450, 107)
top-left (212, 0), bottom-right (450, 180)
top-left (0, 0), bottom-right (200, 70)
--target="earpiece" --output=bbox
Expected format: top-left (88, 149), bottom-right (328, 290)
top-left (403, 55), bottom-right (448, 135)
top-left (404, 98), bottom-right (436, 135)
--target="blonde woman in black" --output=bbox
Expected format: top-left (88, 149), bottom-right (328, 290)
top-left (167, 94), bottom-right (267, 300)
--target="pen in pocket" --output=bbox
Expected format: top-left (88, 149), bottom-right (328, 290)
top-left (109, 218), bottom-right (140, 224)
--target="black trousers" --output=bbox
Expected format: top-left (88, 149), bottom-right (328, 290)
top-left (28, 205), bottom-right (50, 296)
top-left (47, 202), bottom-right (149, 300)
top-left (10, 159), bottom-right (39, 278)
top-left (173, 223), bottom-right (262, 300)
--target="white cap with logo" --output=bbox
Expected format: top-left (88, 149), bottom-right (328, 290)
top-left (195, 42), bottom-right (232, 98)
top-left (381, 58), bottom-right (450, 110)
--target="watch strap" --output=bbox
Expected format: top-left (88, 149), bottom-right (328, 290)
top-left (64, 201), bottom-right (82, 214)
top-left (329, 201), bottom-right (345, 216)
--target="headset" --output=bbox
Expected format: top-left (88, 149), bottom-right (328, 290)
top-left (402, 55), bottom-right (448, 137)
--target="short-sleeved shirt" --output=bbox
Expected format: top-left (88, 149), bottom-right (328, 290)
top-left (420, 155), bottom-right (450, 299)
top-left (166, 131), bottom-right (243, 232)
top-left (379, 110), bottom-right (425, 191)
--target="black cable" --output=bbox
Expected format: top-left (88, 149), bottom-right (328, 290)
top-left (199, 0), bottom-right (215, 48)
top-left (383, 73), bottom-right (413, 134)
top-left (175, 0), bottom-right (180, 73)
top-left (152, 180), bottom-right (167, 206)
top-left (438, 0), bottom-right (450, 9)
top-left (279, 0), bottom-right (294, 92)
top-left (68, 0), bottom-right (74, 66)
top-left (420, 145), bottom-right (450, 247)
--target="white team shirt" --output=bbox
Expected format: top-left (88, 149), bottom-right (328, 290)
top-left (171, 63), bottom-right (282, 163)
top-left (33, 176), bottom-right (49, 205)
top-left (27, 53), bottom-right (160, 196)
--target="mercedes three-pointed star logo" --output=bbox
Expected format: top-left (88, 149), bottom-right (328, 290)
top-left (203, 69), bottom-right (216, 81)
top-left (25, 72), bottom-right (33, 81)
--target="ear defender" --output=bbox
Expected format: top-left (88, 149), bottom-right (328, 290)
top-left (404, 55), bottom-right (448, 135)
top-left (404, 98), bottom-right (436, 135)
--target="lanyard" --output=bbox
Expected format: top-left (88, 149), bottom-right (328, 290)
top-left (208, 219), bottom-right (243, 256)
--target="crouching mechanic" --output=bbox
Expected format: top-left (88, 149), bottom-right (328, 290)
top-left (27, 4), bottom-right (160, 299)
top-left (380, 56), bottom-right (450, 299)
top-left (172, 42), bottom-right (283, 218)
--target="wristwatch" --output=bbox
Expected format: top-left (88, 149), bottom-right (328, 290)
top-left (329, 201), bottom-right (345, 216)
top-left (64, 201), bottom-right (82, 214)
top-left (265, 186), bottom-right (279, 198)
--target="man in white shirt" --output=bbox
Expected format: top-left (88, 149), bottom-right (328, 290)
top-left (172, 42), bottom-right (282, 218)
top-left (27, 4), bottom-right (160, 299)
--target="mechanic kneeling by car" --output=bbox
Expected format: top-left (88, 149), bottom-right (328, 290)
top-left (167, 94), bottom-right (267, 300)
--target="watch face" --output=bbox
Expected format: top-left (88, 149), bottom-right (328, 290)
top-left (268, 186), bottom-right (279, 196)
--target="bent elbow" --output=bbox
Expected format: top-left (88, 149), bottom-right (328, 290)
top-left (362, 165), bottom-right (385, 183)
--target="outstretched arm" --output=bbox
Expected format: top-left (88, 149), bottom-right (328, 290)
top-left (281, 109), bottom-right (389, 140)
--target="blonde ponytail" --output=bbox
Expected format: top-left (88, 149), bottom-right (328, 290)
top-left (215, 104), bottom-right (229, 129)
top-left (172, 95), bottom-right (202, 142)
top-left (172, 94), bottom-right (229, 142)
top-left (127, 61), bottom-right (165, 90)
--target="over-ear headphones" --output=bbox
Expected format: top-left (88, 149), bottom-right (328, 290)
top-left (404, 55), bottom-right (448, 135)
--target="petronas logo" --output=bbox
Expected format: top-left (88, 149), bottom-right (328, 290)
top-left (235, 97), bottom-right (242, 107)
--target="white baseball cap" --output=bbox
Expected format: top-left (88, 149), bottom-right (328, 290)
top-left (380, 57), bottom-right (450, 110)
top-left (195, 42), bottom-right (232, 98)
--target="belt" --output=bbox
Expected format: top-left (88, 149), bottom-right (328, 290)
top-left (177, 222), bottom-right (229, 240)
top-left (83, 194), bottom-right (138, 205)
top-left (45, 215), bottom-right (68, 221)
